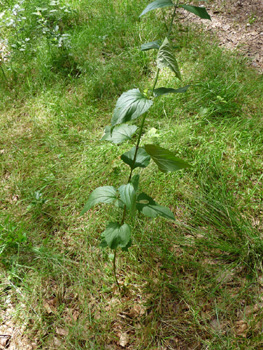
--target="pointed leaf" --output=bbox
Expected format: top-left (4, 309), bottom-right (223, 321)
top-left (139, 0), bottom-right (174, 17)
top-left (141, 40), bottom-right (161, 51)
top-left (157, 37), bottom-right (181, 80)
top-left (118, 183), bottom-right (136, 210)
top-left (101, 222), bottom-right (131, 250)
top-left (180, 5), bottom-right (211, 20)
top-left (102, 124), bottom-right (137, 144)
top-left (144, 144), bottom-right (190, 173)
top-left (136, 193), bottom-right (175, 220)
top-left (111, 89), bottom-right (153, 126)
top-left (81, 186), bottom-right (117, 214)
top-left (153, 85), bottom-right (190, 97)
top-left (121, 147), bottom-right (151, 169)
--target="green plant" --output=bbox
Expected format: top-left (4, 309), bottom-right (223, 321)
top-left (0, 41), bottom-right (8, 81)
top-left (248, 13), bottom-right (256, 25)
top-left (82, 0), bottom-right (211, 291)
top-left (0, 0), bottom-right (78, 76)
top-left (0, 216), bottom-right (27, 257)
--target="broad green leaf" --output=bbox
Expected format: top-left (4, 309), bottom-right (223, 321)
top-left (141, 40), bottom-right (161, 51)
top-left (153, 85), bottom-right (190, 97)
top-left (121, 147), bottom-right (151, 169)
top-left (111, 89), bottom-right (153, 126)
top-left (139, 0), bottom-right (174, 17)
top-left (136, 193), bottom-right (175, 220)
top-left (101, 222), bottom-right (131, 250)
top-left (101, 124), bottom-right (137, 144)
top-left (118, 183), bottom-right (136, 210)
top-left (144, 144), bottom-right (190, 173)
top-left (157, 37), bottom-right (181, 80)
top-left (131, 174), bottom-right (140, 192)
top-left (180, 5), bottom-right (211, 20)
top-left (81, 186), bottom-right (117, 215)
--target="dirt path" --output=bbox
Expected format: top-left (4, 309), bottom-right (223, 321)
top-left (180, 0), bottom-right (263, 73)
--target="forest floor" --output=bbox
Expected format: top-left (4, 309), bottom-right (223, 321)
top-left (181, 0), bottom-right (263, 72)
top-left (0, 0), bottom-right (263, 349)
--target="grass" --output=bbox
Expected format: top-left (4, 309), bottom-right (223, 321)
top-left (1, 0), bottom-right (263, 348)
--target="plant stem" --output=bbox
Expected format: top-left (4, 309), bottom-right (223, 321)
top-left (116, 3), bottom-right (166, 287)
top-left (167, 1), bottom-right (179, 38)
top-left (128, 112), bottom-right (147, 182)
top-left (120, 1), bottom-right (177, 228)
top-left (113, 249), bottom-right (121, 293)
top-left (152, 68), bottom-right (160, 94)
top-left (162, 11), bottom-right (169, 32)
top-left (121, 111), bottom-right (147, 225)
top-left (121, 67), bottom-right (161, 226)
top-left (0, 65), bottom-right (8, 82)
top-left (118, 102), bottom-right (153, 285)
top-left (121, 206), bottom-right (127, 225)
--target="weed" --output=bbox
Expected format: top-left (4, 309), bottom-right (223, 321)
top-left (82, 0), bottom-right (211, 291)
top-left (0, 216), bottom-right (27, 258)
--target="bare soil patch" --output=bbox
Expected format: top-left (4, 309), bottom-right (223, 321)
top-left (180, 0), bottom-right (263, 72)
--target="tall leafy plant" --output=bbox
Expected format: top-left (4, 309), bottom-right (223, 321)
top-left (82, 1), bottom-right (210, 290)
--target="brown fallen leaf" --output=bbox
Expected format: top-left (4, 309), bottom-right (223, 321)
top-left (53, 337), bottom-right (62, 347)
top-left (65, 308), bottom-right (80, 323)
top-left (43, 299), bottom-right (57, 314)
top-left (55, 327), bottom-right (69, 336)
top-left (72, 310), bottom-right (80, 321)
top-left (119, 332), bottom-right (129, 347)
top-left (244, 304), bottom-right (260, 316)
top-left (129, 304), bottom-right (146, 318)
top-left (43, 302), bottom-right (54, 314)
top-left (210, 318), bottom-right (222, 332)
top-left (236, 320), bottom-right (248, 337)
top-left (0, 335), bottom-right (11, 348)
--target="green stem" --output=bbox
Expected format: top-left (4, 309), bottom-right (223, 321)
top-left (113, 249), bottom-right (121, 292)
top-left (0, 65), bottom-right (8, 82)
top-left (167, 1), bottom-right (179, 38)
top-left (117, 9), bottom-right (164, 284)
top-left (152, 68), bottom-right (160, 94)
top-left (114, 0), bottom-right (179, 294)
top-left (162, 11), bottom-right (169, 32)
top-left (121, 111), bottom-right (148, 225)
top-left (128, 112), bottom-right (148, 181)
top-left (121, 68), bottom-right (161, 226)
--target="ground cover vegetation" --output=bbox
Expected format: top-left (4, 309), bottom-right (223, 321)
top-left (0, 0), bottom-right (263, 348)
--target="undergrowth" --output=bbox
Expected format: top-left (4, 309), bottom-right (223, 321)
top-left (0, 0), bottom-right (263, 348)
